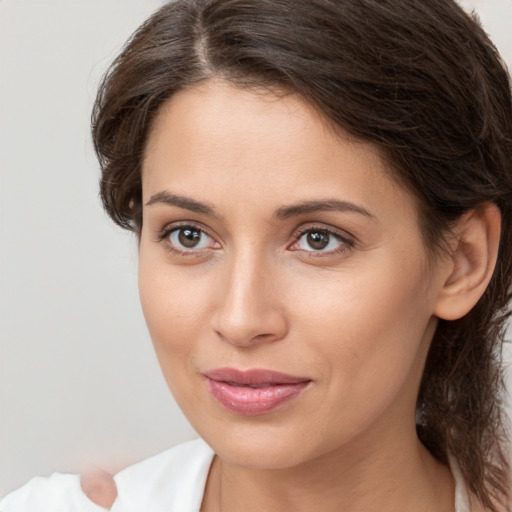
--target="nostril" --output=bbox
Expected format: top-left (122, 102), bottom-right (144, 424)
top-left (214, 325), bottom-right (286, 347)
top-left (253, 333), bottom-right (273, 340)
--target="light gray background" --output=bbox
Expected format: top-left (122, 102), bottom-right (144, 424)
top-left (1, 0), bottom-right (511, 496)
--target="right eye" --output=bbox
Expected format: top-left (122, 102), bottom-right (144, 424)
top-left (166, 226), bottom-right (217, 251)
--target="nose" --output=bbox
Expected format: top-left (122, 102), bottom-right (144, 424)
top-left (211, 252), bottom-right (288, 347)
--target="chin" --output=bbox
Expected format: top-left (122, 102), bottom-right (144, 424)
top-left (195, 419), bottom-right (326, 470)
top-left (212, 439), bottom-right (311, 470)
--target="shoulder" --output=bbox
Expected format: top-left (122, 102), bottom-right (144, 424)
top-left (112, 437), bottom-right (214, 511)
top-left (0, 438), bottom-right (214, 512)
top-left (0, 473), bottom-right (104, 512)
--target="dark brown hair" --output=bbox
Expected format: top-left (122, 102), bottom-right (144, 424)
top-left (92, 0), bottom-right (512, 508)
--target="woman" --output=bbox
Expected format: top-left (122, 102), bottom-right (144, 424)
top-left (2, 0), bottom-right (511, 511)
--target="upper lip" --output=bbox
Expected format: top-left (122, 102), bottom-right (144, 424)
top-left (204, 368), bottom-right (311, 386)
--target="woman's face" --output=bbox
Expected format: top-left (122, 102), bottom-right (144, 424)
top-left (138, 80), bottom-right (448, 469)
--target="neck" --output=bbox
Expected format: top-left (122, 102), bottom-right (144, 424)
top-left (202, 425), bottom-right (454, 512)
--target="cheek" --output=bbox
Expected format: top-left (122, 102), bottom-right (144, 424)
top-left (138, 261), bottom-right (213, 418)
top-left (288, 255), bottom-right (434, 401)
top-left (138, 255), bottom-right (210, 363)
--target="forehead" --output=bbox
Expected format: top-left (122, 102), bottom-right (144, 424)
top-left (142, 80), bottom-right (417, 225)
top-left (144, 80), bottom-right (342, 170)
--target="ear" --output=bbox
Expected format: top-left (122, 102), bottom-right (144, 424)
top-left (434, 203), bottom-right (501, 321)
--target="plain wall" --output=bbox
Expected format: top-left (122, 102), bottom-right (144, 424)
top-left (1, 0), bottom-right (511, 496)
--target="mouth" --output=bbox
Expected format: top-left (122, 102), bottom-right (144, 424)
top-left (203, 368), bottom-right (312, 415)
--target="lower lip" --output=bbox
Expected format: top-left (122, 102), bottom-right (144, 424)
top-left (206, 378), bottom-right (310, 415)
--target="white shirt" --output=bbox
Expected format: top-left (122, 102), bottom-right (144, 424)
top-left (0, 438), bottom-right (472, 512)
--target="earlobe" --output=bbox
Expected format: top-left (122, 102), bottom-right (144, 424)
top-left (434, 203), bottom-right (501, 321)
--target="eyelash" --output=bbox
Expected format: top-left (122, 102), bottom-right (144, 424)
top-left (156, 223), bottom-right (218, 257)
top-left (291, 226), bottom-right (355, 256)
top-left (155, 223), bottom-right (355, 257)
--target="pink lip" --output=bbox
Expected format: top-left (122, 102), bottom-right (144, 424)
top-left (204, 368), bottom-right (311, 415)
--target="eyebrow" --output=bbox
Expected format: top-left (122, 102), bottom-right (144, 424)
top-left (145, 191), bottom-right (219, 217)
top-left (146, 191), bottom-right (375, 221)
top-left (274, 199), bottom-right (375, 220)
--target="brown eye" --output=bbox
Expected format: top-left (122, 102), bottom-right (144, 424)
top-left (178, 228), bottom-right (201, 248)
top-left (306, 231), bottom-right (330, 250)
top-left (168, 226), bottom-right (214, 250)
top-left (294, 229), bottom-right (348, 253)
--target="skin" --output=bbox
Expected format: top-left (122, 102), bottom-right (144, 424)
top-left (80, 470), bottom-right (117, 508)
top-left (88, 79), bottom-right (498, 512)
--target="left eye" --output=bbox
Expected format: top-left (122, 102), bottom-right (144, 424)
top-left (295, 230), bottom-right (344, 252)
top-left (168, 227), bottom-right (214, 250)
